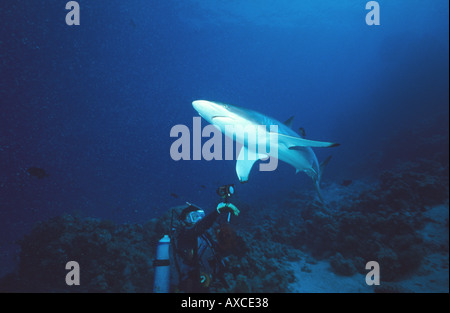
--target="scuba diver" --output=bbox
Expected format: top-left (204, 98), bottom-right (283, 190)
top-left (170, 185), bottom-right (239, 293)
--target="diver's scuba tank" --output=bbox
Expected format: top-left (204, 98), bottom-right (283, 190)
top-left (153, 234), bottom-right (171, 293)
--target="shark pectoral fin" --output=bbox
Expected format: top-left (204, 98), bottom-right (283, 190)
top-left (236, 147), bottom-right (267, 182)
top-left (278, 133), bottom-right (340, 148)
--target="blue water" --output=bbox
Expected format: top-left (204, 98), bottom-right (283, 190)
top-left (0, 1), bottom-right (448, 290)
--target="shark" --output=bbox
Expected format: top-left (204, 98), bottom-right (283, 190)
top-left (192, 100), bottom-right (340, 201)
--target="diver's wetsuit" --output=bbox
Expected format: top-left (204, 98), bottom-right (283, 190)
top-left (173, 209), bottom-right (225, 292)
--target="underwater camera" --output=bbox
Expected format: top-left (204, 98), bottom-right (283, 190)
top-left (216, 184), bottom-right (235, 201)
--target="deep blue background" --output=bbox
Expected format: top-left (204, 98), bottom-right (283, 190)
top-left (0, 1), bottom-right (448, 263)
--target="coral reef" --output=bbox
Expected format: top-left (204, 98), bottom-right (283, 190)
top-left (0, 207), bottom-right (296, 292)
top-left (277, 159), bottom-right (448, 282)
top-left (329, 253), bottom-right (357, 276)
top-left (212, 230), bottom-right (297, 293)
top-left (1, 215), bottom-right (160, 292)
top-left (0, 159), bottom-right (447, 292)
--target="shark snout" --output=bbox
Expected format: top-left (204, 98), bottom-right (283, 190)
top-left (192, 100), bottom-right (214, 113)
top-left (192, 100), bottom-right (227, 121)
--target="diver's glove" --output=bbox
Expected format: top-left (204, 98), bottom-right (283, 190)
top-left (216, 202), bottom-right (240, 216)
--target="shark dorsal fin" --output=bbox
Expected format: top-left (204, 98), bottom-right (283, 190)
top-left (283, 116), bottom-right (295, 128)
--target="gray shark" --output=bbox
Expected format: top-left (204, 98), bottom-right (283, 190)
top-left (192, 100), bottom-right (339, 201)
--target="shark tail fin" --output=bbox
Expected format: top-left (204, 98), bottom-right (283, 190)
top-left (314, 155), bottom-right (332, 203)
top-left (319, 155), bottom-right (332, 182)
top-left (314, 179), bottom-right (325, 203)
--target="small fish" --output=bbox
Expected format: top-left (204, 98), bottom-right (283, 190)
top-left (170, 193), bottom-right (179, 199)
top-left (26, 167), bottom-right (49, 179)
top-left (200, 185), bottom-right (206, 189)
top-left (341, 180), bottom-right (352, 187)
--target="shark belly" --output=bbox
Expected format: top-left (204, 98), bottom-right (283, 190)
top-left (278, 146), bottom-right (318, 176)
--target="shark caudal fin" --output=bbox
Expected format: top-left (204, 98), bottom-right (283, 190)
top-left (314, 179), bottom-right (325, 203)
top-left (319, 155), bottom-right (332, 182)
top-left (314, 155), bottom-right (333, 203)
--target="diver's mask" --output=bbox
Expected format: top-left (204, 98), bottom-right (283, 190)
top-left (186, 209), bottom-right (205, 225)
